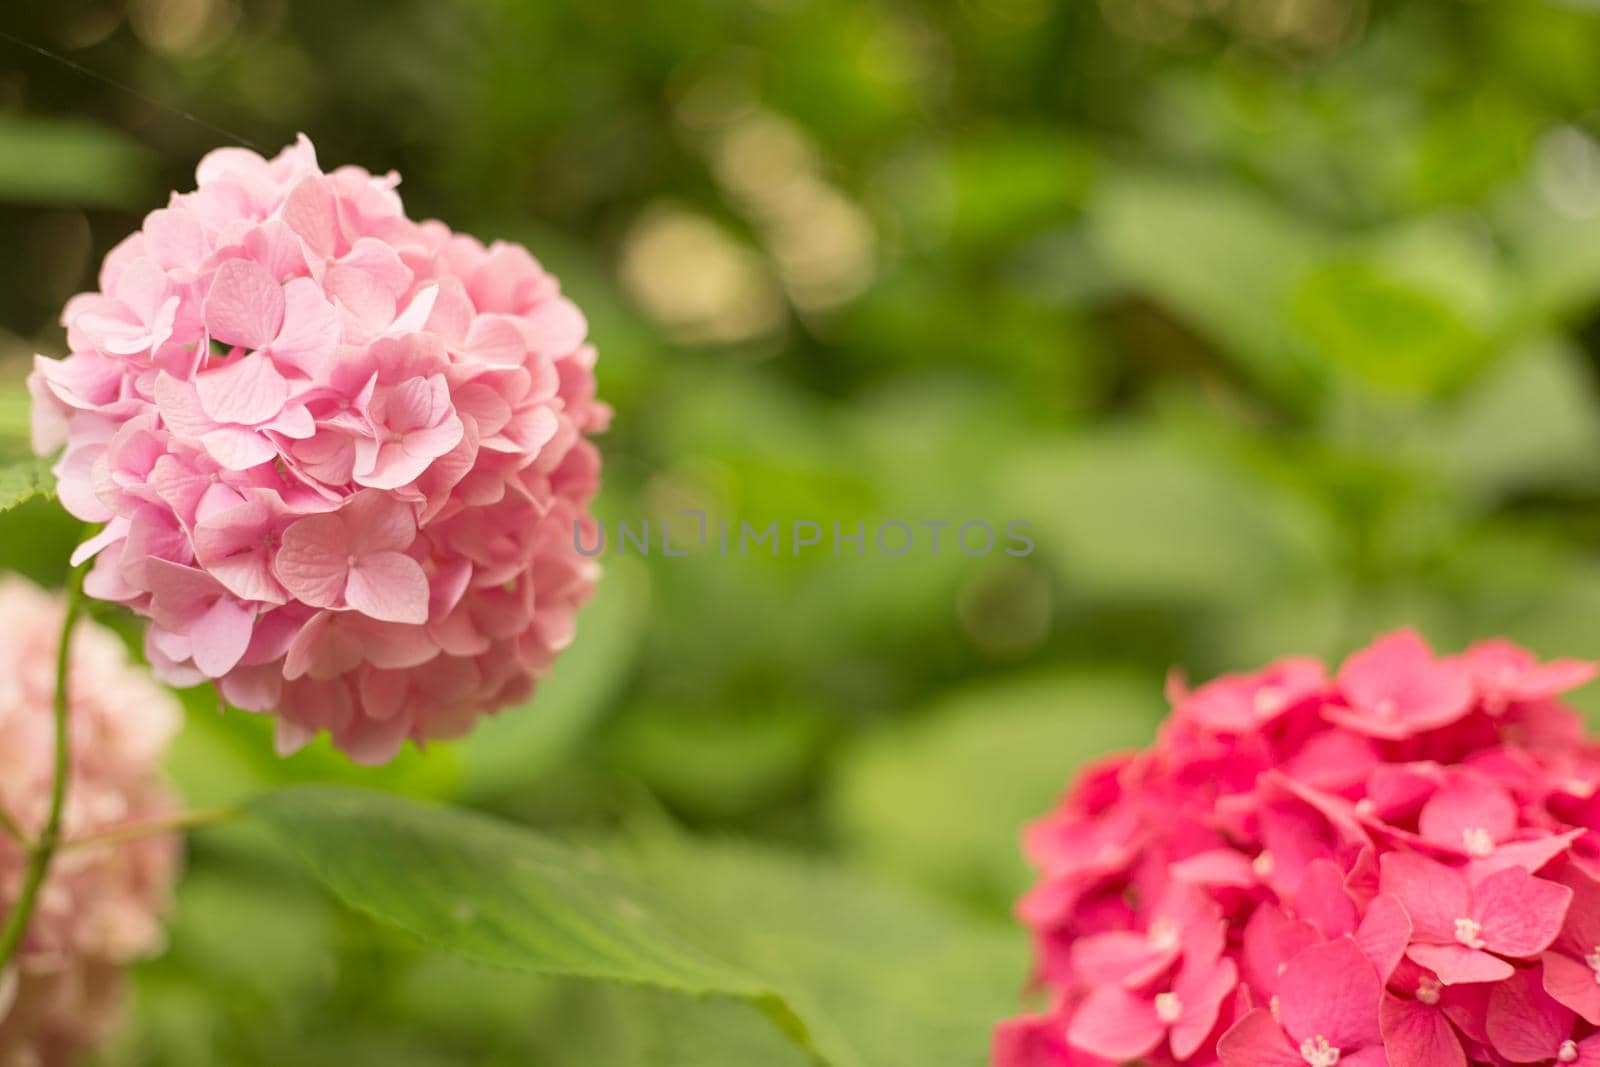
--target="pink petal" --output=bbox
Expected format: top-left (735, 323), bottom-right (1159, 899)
top-left (355, 621), bottom-right (440, 670)
top-left (264, 403), bottom-right (316, 439)
top-left (1468, 830), bottom-right (1584, 880)
top-left (1171, 956), bottom-right (1238, 1059)
top-left (1379, 852), bottom-right (1469, 943)
top-left (194, 352), bottom-right (290, 426)
top-left (1406, 943), bottom-right (1514, 986)
top-left (1474, 867), bottom-right (1572, 958)
top-left (401, 416), bottom-right (464, 463)
top-left (199, 427), bottom-right (278, 471)
top-left (282, 176), bottom-right (339, 260)
top-left (283, 611), bottom-right (364, 681)
top-left (340, 490), bottom-right (416, 554)
top-left (1064, 987), bottom-right (1164, 1063)
top-left (1336, 628), bottom-right (1473, 735)
top-left (351, 440), bottom-right (421, 491)
top-left (992, 1015), bottom-right (1078, 1067)
top-left (462, 314), bottom-right (528, 365)
top-left (242, 219), bottom-right (308, 281)
top-left (207, 551), bottom-right (285, 605)
top-left (1296, 858), bottom-right (1359, 938)
top-left (1356, 892), bottom-right (1412, 982)
top-left (274, 513), bottom-right (351, 608)
top-left (1169, 849), bottom-right (1258, 889)
top-left (1486, 966), bottom-right (1575, 1063)
top-left (1543, 951), bottom-right (1600, 1025)
top-left (1277, 939), bottom-right (1382, 1051)
top-left (153, 372), bottom-right (213, 437)
top-left (204, 259), bottom-right (285, 349)
top-left (1069, 930), bottom-right (1177, 988)
top-left (268, 277), bottom-right (340, 374)
top-left (1216, 1008), bottom-right (1303, 1067)
top-left (190, 596), bottom-right (255, 677)
top-left (338, 709), bottom-right (412, 767)
top-left (345, 552), bottom-right (428, 624)
top-left (380, 377), bottom-right (440, 434)
top-left (1241, 905), bottom-right (1321, 998)
top-left (143, 558), bottom-right (226, 628)
top-left (524, 297), bottom-right (586, 355)
top-left (1420, 772), bottom-right (1517, 854)
top-left (1380, 994), bottom-right (1465, 1067)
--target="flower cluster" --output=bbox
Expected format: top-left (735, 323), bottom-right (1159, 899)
top-left (995, 629), bottom-right (1600, 1067)
top-left (30, 136), bottom-right (608, 763)
top-left (0, 578), bottom-right (181, 1066)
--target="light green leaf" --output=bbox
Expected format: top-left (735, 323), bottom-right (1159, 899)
top-left (0, 454), bottom-right (55, 515)
top-left (1414, 339), bottom-right (1600, 496)
top-left (1290, 259), bottom-right (1488, 394)
top-left (0, 384), bottom-right (30, 445)
top-left (250, 786), bottom-right (815, 1058)
top-left (1091, 172), bottom-right (1328, 401)
top-left (0, 117), bottom-right (156, 207)
top-left (1004, 426), bottom-right (1333, 605)
top-left (830, 672), bottom-right (1163, 911)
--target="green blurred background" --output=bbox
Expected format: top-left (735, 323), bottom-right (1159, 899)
top-left (7, 0), bottom-right (1600, 1063)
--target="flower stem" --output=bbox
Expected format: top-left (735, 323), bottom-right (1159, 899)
top-left (0, 559), bottom-right (86, 971)
top-left (0, 805), bottom-right (26, 848)
top-left (60, 807), bottom-right (235, 852)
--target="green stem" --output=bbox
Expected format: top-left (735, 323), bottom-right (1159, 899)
top-left (0, 560), bottom-right (86, 971)
top-left (0, 804), bottom-right (26, 847)
top-left (59, 807), bottom-right (235, 852)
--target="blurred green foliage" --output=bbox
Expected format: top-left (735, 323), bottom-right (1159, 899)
top-left (6, 0), bottom-right (1600, 1062)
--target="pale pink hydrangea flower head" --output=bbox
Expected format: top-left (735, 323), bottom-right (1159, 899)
top-left (997, 628), bottom-right (1600, 1067)
top-left (0, 577), bottom-right (181, 1066)
top-left (30, 136), bottom-right (609, 763)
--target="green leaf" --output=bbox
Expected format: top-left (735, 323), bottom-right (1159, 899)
top-left (0, 384), bottom-right (30, 446)
top-left (0, 117), bottom-right (157, 207)
top-left (1091, 172), bottom-right (1328, 401)
top-left (830, 672), bottom-right (1164, 912)
top-left (250, 786), bottom-right (815, 1058)
top-left (1003, 426), bottom-right (1333, 605)
top-left (0, 454), bottom-right (55, 515)
top-left (392, 957), bottom-right (814, 1067)
top-left (251, 786), bottom-right (1025, 1067)
top-left (1413, 339), bottom-right (1600, 496)
top-left (622, 838), bottom-right (1025, 1067)
top-left (1290, 259), bottom-right (1488, 394)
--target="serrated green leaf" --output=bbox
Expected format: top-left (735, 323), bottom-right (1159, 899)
top-left (249, 786), bottom-right (817, 1060)
top-left (251, 786), bottom-right (1025, 1067)
top-left (0, 454), bottom-right (55, 515)
top-left (621, 835), bottom-right (1025, 1067)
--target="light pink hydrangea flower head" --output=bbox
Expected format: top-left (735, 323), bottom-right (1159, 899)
top-left (30, 136), bottom-right (609, 763)
top-left (0, 577), bottom-right (181, 1066)
top-left (997, 628), bottom-right (1600, 1067)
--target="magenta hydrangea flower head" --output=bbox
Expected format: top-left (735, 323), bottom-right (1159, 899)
top-left (0, 578), bottom-right (181, 1065)
top-left (29, 136), bottom-right (609, 763)
top-left (995, 628), bottom-right (1600, 1067)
